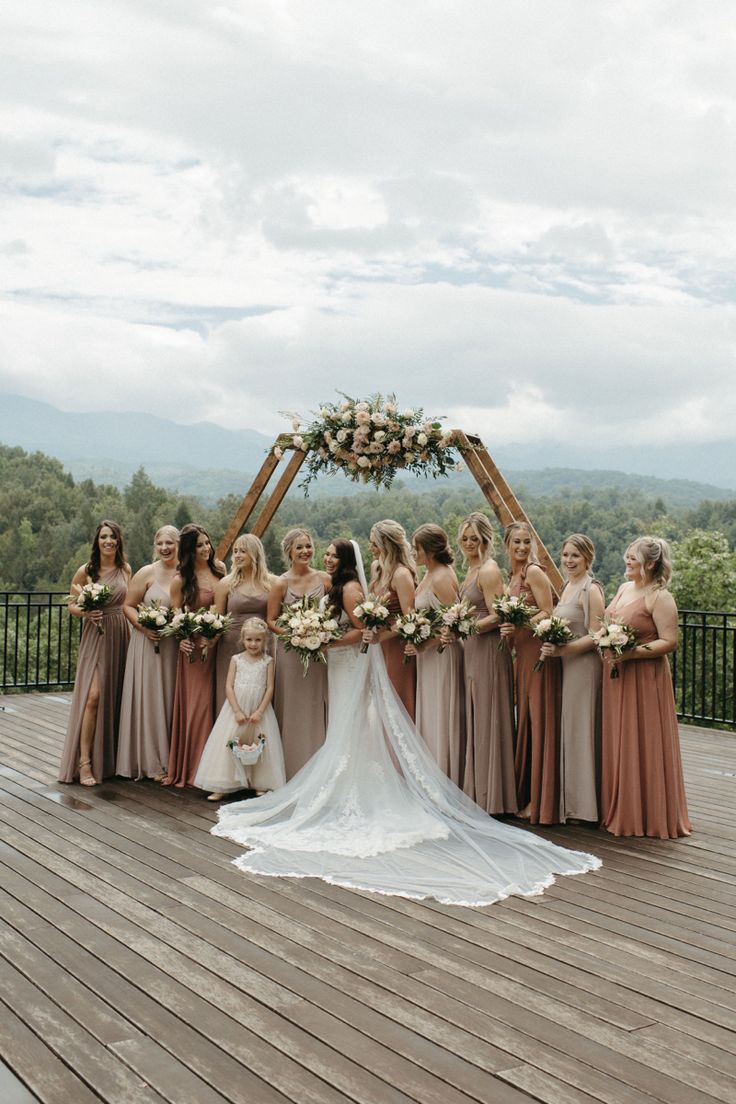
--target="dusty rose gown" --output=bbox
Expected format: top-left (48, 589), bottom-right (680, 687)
top-left (511, 566), bottom-right (562, 825)
top-left (58, 568), bottom-right (130, 783)
top-left (165, 584), bottom-right (217, 788)
top-left (556, 577), bottom-right (602, 823)
top-left (414, 579), bottom-right (465, 786)
top-left (380, 589), bottom-right (417, 721)
top-left (601, 592), bottom-right (691, 838)
top-left (215, 589), bottom-right (269, 712)
top-left (273, 579), bottom-right (328, 780)
top-left (116, 578), bottom-right (178, 780)
top-left (461, 576), bottom-right (517, 815)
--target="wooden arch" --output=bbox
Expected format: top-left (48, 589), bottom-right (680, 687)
top-left (216, 431), bottom-right (564, 596)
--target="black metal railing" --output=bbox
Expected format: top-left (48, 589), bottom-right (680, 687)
top-left (1, 593), bottom-right (734, 728)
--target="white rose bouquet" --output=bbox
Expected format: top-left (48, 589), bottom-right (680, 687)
top-left (436, 599), bottom-right (477, 653)
top-left (353, 596), bottom-right (392, 653)
top-left (161, 608), bottom-right (204, 663)
top-left (195, 608), bottom-right (234, 662)
top-left (68, 581), bottom-right (112, 636)
top-left (136, 598), bottom-right (173, 654)
top-left (591, 616), bottom-right (640, 678)
top-left (492, 593), bottom-right (538, 651)
top-left (531, 615), bottom-right (573, 671)
top-left (276, 596), bottom-right (343, 675)
top-left (394, 608), bottom-right (435, 664)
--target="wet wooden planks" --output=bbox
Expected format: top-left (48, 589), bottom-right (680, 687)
top-left (0, 693), bottom-right (734, 1104)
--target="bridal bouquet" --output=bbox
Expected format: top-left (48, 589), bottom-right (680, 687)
top-left (531, 615), bottom-right (573, 671)
top-left (278, 393), bottom-right (464, 491)
top-left (195, 609), bottom-right (234, 662)
top-left (353, 595), bottom-right (391, 654)
top-left (492, 593), bottom-right (538, 651)
top-left (394, 608), bottom-right (435, 664)
top-left (161, 609), bottom-right (205, 663)
top-left (591, 617), bottom-right (640, 678)
top-left (68, 581), bottom-right (112, 635)
top-left (136, 598), bottom-right (172, 654)
top-left (276, 596), bottom-right (342, 675)
top-left (436, 599), bottom-right (477, 653)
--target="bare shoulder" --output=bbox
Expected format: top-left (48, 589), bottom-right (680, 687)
top-left (71, 563), bottom-right (90, 587)
top-left (130, 563), bottom-right (155, 587)
top-left (479, 558), bottom-right (502, 585)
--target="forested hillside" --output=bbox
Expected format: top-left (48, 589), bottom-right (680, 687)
top-left (2, 443), bottom-right (735, 608)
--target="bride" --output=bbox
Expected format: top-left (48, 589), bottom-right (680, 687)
top-left (214, 539), bottom-right (601, 906)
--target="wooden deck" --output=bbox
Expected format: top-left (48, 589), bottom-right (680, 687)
top-left (0, 694), bottom-right (734, 1104)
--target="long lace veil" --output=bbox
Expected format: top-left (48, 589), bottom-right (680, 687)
top-left (214, 540), bottom-right (601, 906)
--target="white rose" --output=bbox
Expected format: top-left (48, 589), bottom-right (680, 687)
top-left (336, 429), bottom-right (348, 442)
top-left (402, 408), bottom-right (415, 418)
top-left (373, 430), bottom-right (386, 441)
top-left (416, 432), bottom-right (428, 446)
top-left (357, 455), bottom-right (371, 467)
top-left (404, 424), bottom-right (416, 437)
top-left (304, 635), bottom-right (322, 650)
top-left (342, 411), bottom-right (353, 423)
top-left (155, 614), bottom-right (167, 626)
top-left (320, 407), bottom-right (330, 418)
top-left (355, 401), bottom-right (370, 411)
top-left (292, 434), bottom-right (303, 448)
top-left (536, 618), bottom-right (552, 633)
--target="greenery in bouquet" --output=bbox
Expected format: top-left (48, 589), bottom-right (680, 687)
top-left (276, 393), bottom-right (465, 491)
top-left (436, 598), bottom-right (477, 653)
top-left (161, 608), bottom-right (204, 663)
top-left (492, 592), bottom-right (538, 650)
top-left (353, 595), bottom-right (392, 654)
top-left (591, 616), bottom-right (640, 678)
top-left (531, 615), bottom-right (573, 671)
top-left (68, 581), bottom-right (112, 636)
top-left (136, 597), bottom-right (172, 654)
top-left (394, 608), bottom-right (435, 664)
top-left (275, 595), bottom-right (342, 675)
top-left (194, 608), bottom-right (234, 662)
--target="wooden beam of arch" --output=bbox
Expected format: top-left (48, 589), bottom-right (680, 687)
top-left (216, 430), bottom-right (563, 597)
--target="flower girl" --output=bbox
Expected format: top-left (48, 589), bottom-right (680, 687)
top-left (194, 617), bottom-right (286, 801)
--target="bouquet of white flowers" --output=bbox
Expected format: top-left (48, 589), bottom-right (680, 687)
top-left (136, 598), bottom-right (172, 654)
top-left (68, 581), bottom-right (112, 636)
top-left (436, 599), bottom-right (477, 653)
top-left (591, 616), bottom-right (640, 678)
top-left (195, 608), bottom-right (234, 662)
top-left (531, 615), bottom-right (573, 671)
top-left (276, 596), bottom-right (342, 675)
top-left (492, 593), bottom-right (538, 651)
top-left (353, 595), bottom-right (392, 654)
top-left (394, 608), bottom-right (435, 664)
top-left (161, 609), bottom-right (203, 663)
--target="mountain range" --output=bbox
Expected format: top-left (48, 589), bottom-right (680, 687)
top-left (1, 393), bottom-right (733, 508)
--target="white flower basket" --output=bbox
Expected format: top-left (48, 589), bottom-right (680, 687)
top-left (229, 734), bottom-right (266, 766)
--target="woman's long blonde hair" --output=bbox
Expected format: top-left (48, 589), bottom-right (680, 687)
top-left (230, 533), bottom-right (272, 594)
top-left (503, 520), bottom-right (540, 568)
top-left (370, 519), bottom-right (417, 590)
top-left (458, 512), bottom-right (495, 565)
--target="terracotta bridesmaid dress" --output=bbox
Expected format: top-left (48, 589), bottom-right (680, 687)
top-left (165, 584), bottom-right (217, 788)
top-left (380, 589), bottom-right (417, 721)
top-left (601, 593), bottom-right (691, 838)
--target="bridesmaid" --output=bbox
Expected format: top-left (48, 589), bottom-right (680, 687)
top-left (540, 534), bottom-right (604, 824)
top-left (214, 534), bottom-right (276, 712)
top-left (366, 519), bottom-right (418, 720)
top-left (453, 513), bottom-right (517, 815)
top-left (116, 525), bottom-right (179, 781)
top-left (499, 520), bottom-right (559, 824)
top-left (267, 528), bottom-right (330, 779)
top-left (601, 536), bottom-right (691, 838)
top-left (409, 524), bottom-right (465, 786)
top-left (164, 524), bottom-right (226, 788)
top-left (58, 520), bottom-right (131, 786)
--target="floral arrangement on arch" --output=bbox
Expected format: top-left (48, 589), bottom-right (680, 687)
top-left (275, 393), bottom-right (464, 490)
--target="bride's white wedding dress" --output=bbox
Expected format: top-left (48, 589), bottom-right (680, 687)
top-left (214, 546), bottom-right (601, 907)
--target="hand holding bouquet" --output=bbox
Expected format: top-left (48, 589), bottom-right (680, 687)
top-left (436, 599), bottom-right (477, 653)
top-left (136, 598), bottom-right (172, 653)
top-left (394, 608), bottom-right (435, 663)
top-left (161, 609), bottom-right (203, 662)
top-left (353, 595), bottom-right (391, 654)
top-left (492, 593), bottom-right (538, 651)
top-left (532, 615), bottom-right (573, 671)
top-left (68, 581), bottom-right (112, 635)
top-left (276, 596), bottom-right (343, 675)
top-left (591, 617), bottom-right (640, 678)
top-left (195, 608), bottom-right (234, 662)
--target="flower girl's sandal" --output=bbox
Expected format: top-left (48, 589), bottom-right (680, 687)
top-left (207, 792), bottom-right (226, 802)
top-left (78, 759), bottom-right (97, 787)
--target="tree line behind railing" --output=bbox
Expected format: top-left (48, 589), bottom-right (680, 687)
top-left (1, 592), bottom-right (734, 730)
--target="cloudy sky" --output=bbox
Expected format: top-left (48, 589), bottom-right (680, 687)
top-left (1, 1), bottom-right (734, 453)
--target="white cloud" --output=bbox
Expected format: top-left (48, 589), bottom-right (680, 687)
top-left (0, 0), bottom-right (735, 463)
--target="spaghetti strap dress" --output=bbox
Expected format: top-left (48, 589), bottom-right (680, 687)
top-left (273, 579), bottom-right (328, 780)
top-left (165, 584), bottom-right (217, 787)
top-left (414, 579), bottom-right (466, 786)
top-left (510, 565), bottom-right (562, 824)
top-left (58, 567), bottom-right (130, 783)
top-left (601, 593), bottom-right (691, 838)
top-left (380, 589), bottom-right (417, 721)
top-left (461, 575), bottom-right (517, 814)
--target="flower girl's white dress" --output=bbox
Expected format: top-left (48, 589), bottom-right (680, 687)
top-left (194, 654), bottom-right (285, 794)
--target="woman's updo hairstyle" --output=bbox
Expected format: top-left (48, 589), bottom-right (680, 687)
top-left (629, 536), bottom-right (672, 589)
top-left (458, 512), bottom-right (495, 564)
top-left (412, 523), bottom-right (454, 565)
top-left (561, 533), bottom-right (596, 571)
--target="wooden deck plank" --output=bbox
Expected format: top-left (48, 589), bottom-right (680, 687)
top-left (1, 691), bottom-right (735, 1104)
